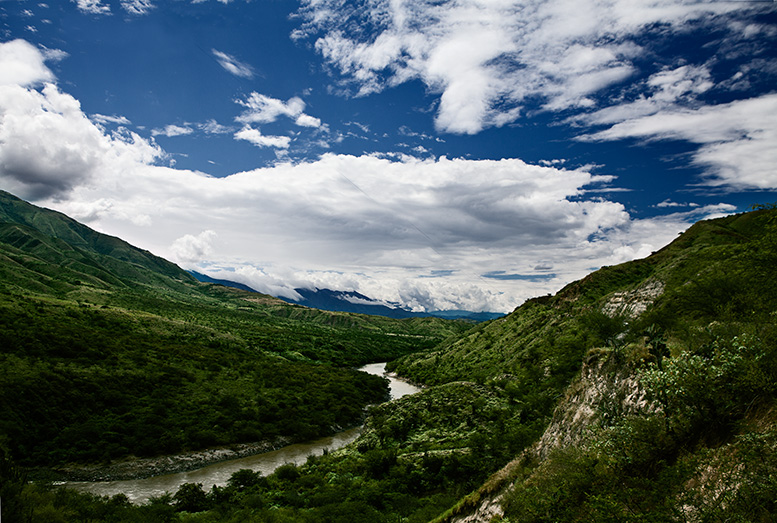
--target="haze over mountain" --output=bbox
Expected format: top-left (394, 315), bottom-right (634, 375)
top-left (190, 270), bottom-right (503, 321)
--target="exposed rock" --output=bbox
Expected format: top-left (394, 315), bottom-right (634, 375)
top-left (44, 438), bottom-right (291, 482)
top-left (535, 354), bottom-right (651, 460)
top-left (602, 278), bottom-right (665, 319)
top-left (449, 352), bottom-right (653, 523)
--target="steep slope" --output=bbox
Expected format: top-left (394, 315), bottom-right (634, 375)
top-left (0, 190), bottom-right (193, 288)
top-left (421, 208), bottom-right (777, 522)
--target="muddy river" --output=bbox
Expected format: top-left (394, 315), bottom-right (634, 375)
top-left (61, 362), bottom-right (419, 504)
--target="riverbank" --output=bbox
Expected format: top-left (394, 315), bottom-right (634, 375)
top-left (40, 437), bottom-right (294, 482)
top-left (53, 362), bottom-right (421, 504)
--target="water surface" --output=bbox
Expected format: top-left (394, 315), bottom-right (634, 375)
top-left (62, 362), bottom-right (420, 504)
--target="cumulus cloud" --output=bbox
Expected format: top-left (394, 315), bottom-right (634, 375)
top-left (212, 49), bottom-right (254, 79)
top-left (0, 83), bottom-right (161, 199)
top-left (0, 39), bottom-right (56, 87)
top-left (295, 0), bottom-right (767, 134)
top-left (234, 126), bottom-right (291, 149)
top-left (236, 92), bottom-right (321, 128)
top-left (171, 230), bottom-right (217, 265)
top-left (0, 40), bottom-right (164, 200)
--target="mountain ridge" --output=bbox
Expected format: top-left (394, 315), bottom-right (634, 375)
top-left (189, 270), bottom-right (504, 321)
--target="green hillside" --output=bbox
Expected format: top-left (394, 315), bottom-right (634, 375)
top-left (392, 208), bottom-right (777, 386)
top-left (0, 190), bottom-right (469, 470)
top-left (2, 196), bottom-right (776, 522)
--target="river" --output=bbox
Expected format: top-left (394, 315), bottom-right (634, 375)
top-left (61, 362), bottom-right (419, 504)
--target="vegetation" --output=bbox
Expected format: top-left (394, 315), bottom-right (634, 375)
top-left (501, 332), bottom-right (777, 522)
top-left (0, 190), bottom-right (469, 469)
top-left (2, 188), bottom-right (777, 522)
top-left (3, 383), bottom-right (535, 522)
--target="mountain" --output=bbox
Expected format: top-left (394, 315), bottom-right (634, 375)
top-left (4, 191), bottom-right (776, 523)
top-left (0, 191), bottom-right (197, 296)
top-left (0, 189), bottom-right (470, 472)
top-left (190, 271), bottom-right (504, 321)
top-left (188, 270), bottom-right (262, 293)
top-left (279, 287), bottom-right (505, 321)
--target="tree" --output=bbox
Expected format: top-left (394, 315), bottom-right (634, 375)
top-left (173, 482), bottom-right (209, 513)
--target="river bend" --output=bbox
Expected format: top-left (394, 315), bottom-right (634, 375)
top-left (62, 362), bottom-right (419, 504)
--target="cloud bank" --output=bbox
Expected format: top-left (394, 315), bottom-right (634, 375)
top-left (0, 38), bottom-right (741, 312)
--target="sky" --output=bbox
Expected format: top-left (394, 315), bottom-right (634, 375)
top-left (1, 0), bottom-right (776, 313)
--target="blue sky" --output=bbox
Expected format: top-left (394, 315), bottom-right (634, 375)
top-left (1, 0), bottom-right (776, 312)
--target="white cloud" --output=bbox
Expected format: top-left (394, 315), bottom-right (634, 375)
top-left (0, 40), bottom-right (164, 200)
top-left (74, 0), bottom-right (111, 15)
top-left (0, 83), bottom-right (162, 199)
top-left (121, 0), bottom-right (154, 15)
top-left (91, 114), bottom-right (132, 126)
top-left (152, 124), bottom-right (194, 137)
top-left (580, 94), bottom-right (777, 190)
top-left (204, 266), bottom-right (303, 301)
top-left (296, 0), bottom-right (764, 134)
top-left (212, 49), bottom-right (254, 79)
top-left (573, 65), bottom-right (714, 127)
top-left (295, 113), bottom-right (322, 128)
top-left (0, 39), bottom-right (56, 87)
top-left (236, 92), bottom-right (321, 128)
top-left (171, 230), bottom-right (217, 265)
top-left (39, 149), bottom-right (691, 312)
top-left (198, 119), bottom-right (233, 134)
top-left (655, 200), bottom-right (699, 209)
top-left (234, 126), bottom-right (292, 149)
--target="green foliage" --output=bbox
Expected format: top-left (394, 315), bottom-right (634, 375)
top-left (174, 483), bottom-right (210, 513)
top-left (641, 334), bottom-right (776, 442)
top-left (501, 332), bottom-right (777, 522)
top-left (0, 302), bottom-right (390, 465)
top-left (0, 192), bottom-right (471, 467)
top-left (5, 192), bottom-right (777, 522)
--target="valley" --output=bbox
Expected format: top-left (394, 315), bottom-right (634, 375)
top-left (1, 190), bottom-right (776, 522)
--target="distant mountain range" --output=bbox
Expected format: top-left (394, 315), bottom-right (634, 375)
top-left (189, 271), bottom-right (503, 322)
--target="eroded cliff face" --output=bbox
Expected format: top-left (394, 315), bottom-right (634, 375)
top-left (447, 278), bottom-right (666, 523)
top-left (534, 353), bottom-right (652, 461)
top-left (448, 350), bottom-right (651, 523)
top-left (601, 279), bottom-right (664, 319)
